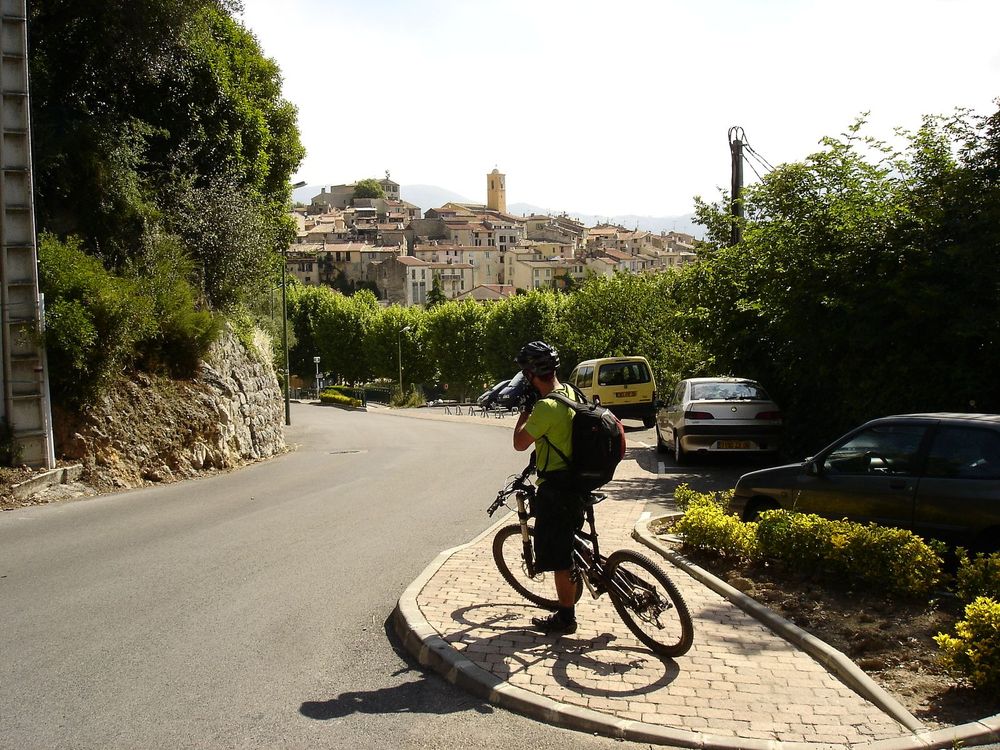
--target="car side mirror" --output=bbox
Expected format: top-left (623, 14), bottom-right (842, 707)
top-left (805, 458), bottom-right (820, 476)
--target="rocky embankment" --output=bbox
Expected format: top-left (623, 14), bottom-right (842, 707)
top-left (54, 327), bottom-right (285, 492)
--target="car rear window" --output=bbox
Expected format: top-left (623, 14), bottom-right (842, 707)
top-left (597, 361), bottom-right (650, 386)
top-left (924, 426), bottom-right (1000, 480)
top-left (691, 382), bottom-right (769, 400)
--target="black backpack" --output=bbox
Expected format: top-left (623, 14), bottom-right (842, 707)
top-left (540, 385), bottom-right (627, 492)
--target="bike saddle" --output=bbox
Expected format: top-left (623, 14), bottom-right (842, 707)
top-left (583, 492), bottom-right (606, 506)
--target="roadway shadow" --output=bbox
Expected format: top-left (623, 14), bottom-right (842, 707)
top-left (299, 615), bottom-right (495, 721)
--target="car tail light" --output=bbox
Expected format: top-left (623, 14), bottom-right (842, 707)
top-left (756, 411), bottom-right (782, 421)
top-left (684, 410), bottom-right (714, 420)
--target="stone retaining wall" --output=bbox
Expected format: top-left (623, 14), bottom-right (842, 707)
top-left (56, 326), bottom-right (285, 490)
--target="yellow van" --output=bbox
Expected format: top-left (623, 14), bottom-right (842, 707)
top-left (566, 356), bottom-right (657, 427)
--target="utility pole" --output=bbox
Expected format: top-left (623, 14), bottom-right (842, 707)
top-left (0, 2), bottom-right (55, 467)
top-left (728, 126), bottom-right (745, 246)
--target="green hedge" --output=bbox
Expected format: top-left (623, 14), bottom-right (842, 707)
top-left (673, 493), bottom-right (757, 559)
top-left (672, 485), bottom-right (943, 597)
top-left (319, 388), bottom-right (362, 408)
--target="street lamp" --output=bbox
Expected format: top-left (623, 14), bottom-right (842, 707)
top-left (313, 356), bottom-right (321, 398)
top-left (281, 181), bottom-right (309, 426)
top-left (397, 325), bottom-right (411, 393)
top-left (281, 246), bottom-right (291, 425)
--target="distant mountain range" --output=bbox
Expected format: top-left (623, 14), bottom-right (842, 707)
top-left (292, 183), bottom-right (702, 237)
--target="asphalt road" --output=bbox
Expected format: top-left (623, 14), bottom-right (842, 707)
top-left (1, 403), bottom-right (694, 750)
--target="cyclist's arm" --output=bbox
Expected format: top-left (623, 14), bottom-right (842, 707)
top-left (513, 410), bottom-right (535, 452)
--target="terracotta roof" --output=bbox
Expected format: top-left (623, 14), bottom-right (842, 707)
top-left (396, 256), bottom-right (427, 266)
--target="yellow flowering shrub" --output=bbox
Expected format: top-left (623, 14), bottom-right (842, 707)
top-left (673, 492), bottom-right (758, 560)
top-left (935, 596), bottom-right (1000, 694)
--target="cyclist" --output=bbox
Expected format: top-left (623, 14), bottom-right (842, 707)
top-left (512, 341), bottom-right (584, 635)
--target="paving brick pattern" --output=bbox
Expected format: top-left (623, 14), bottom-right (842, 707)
top-left (414, 458), bottom-right (907, 744)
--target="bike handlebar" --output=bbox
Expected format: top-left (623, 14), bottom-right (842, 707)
top-left (486, 462), bottom-right (536, 517)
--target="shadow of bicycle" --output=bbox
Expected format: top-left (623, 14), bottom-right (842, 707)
top-left (445, 602), bottom-right (681, 698)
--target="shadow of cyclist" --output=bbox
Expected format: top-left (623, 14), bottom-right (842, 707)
top-left (300, 615), bottom-right (495, 721)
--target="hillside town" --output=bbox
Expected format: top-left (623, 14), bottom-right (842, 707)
top-left (288, 169), bottom-right (698, 306)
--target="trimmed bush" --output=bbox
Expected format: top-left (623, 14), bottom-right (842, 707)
top-left (390, 384), bottom-right (425, 408)
top-left (755, 511), bottom-right (943, 597)
top-left (672, 484), bottom-right (943, 596)
top-left (319, 389), bottom-right (362, 408)
top-left (673, 483), bottom-right (732, 513)
top-left (955, 549), bottom-right (1000, 605)
top-left (935, 596), bottom-right (1000, 694)
top-left (674, 494), bottom-right (759, 560)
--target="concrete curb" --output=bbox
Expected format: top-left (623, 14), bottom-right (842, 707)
top-left (633, 514), bottom-right (1000, 749)
top-left (392, 514), bottom-right (761, 749)
top-left (11, 464), bottom-right (84, 501)
top-left (394, 508), bottom-right (1000, 749)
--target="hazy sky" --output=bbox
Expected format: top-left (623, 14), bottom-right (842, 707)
top-left (239, 0), bottom-right (1000, 217)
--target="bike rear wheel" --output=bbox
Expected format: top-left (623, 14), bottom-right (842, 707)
top-left (492, 524), bottom-right (583, 610)
top-left (605, 549), bottom-right (694, 657)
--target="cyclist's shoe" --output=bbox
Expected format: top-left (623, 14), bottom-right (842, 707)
top-left (530, 612), bottom-right (577, 635)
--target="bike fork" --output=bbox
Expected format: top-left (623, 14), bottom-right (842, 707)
top-left (515, 491), bottom-right (536, 577)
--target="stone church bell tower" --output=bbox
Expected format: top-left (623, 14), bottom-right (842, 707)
top-left (486, 168), bottom-right (506, 213)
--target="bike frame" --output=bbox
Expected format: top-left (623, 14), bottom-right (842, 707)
top-left (497, 464), bottom-right (612, 597)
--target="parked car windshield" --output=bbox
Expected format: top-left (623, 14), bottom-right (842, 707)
top-left (691, 381), bottom-right (769, 401)
top-left (597, 362), bottom-right (650, 386)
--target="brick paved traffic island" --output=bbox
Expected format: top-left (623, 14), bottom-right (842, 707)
top-left (384, 407), bottom-right (1000, 749)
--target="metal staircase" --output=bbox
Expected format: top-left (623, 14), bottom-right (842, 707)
top-left (0, 0), bottom-right (54, 468)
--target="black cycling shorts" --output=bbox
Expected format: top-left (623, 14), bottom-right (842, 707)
top-left (532, 479), bottom-right (585, 572)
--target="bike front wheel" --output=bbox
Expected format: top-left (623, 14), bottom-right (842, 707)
top-left (605, 549), bottom-right (694, 657)
top-left (492, 524), bottom-right (583, 610)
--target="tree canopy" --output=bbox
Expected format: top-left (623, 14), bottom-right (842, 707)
top-left (353, 178), bottom-right (385, 200)
top-left (29, 0), bottom-right (304, 309)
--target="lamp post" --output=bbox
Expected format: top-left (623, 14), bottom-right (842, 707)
top-left (281, 180), bottom-right (308, 426)
top-left (397, 325), bottom-right (411, 393)
top-left (281, 247), bottom-right (291, 425)
top-left (313, 356), bottom-right (321, 398)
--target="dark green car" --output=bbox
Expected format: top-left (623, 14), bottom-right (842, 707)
top-left (732, 413), bottom-right (1000, 551)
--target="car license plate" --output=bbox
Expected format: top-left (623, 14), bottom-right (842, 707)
top-left (614, 391), bottom-right (637, 398)
top-left (718, 440), bottom-right (752, 449)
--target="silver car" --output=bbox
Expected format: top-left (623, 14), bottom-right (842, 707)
top-left (656, 377), bottom-right (783, 463)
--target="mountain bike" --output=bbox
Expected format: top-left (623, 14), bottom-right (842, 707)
top-left (486, 463), bottom-right (694, 657)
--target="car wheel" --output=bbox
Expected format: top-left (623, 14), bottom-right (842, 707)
top-left (655, 423), bottom-right (669, 454)
top-left (673, 435), bottom-right (685, 465)
top-left (642, 414), bottom-right (655, 428)
top-left (743, 498), bottom-right (779, 522)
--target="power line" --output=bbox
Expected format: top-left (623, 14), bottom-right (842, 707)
top-left (742, 155), bottom-right (764, 182)
top-left (744, 142), bottom-right (775, 172)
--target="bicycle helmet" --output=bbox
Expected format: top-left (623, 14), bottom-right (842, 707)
top-left (515, 341), bottom-right (560, 377)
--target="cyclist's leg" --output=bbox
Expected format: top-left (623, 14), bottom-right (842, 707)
top-left (530, 482), bottom-right (584, 633)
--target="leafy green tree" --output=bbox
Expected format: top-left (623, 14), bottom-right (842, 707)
top-left (425, 275), bottom-right (447, 308)
top-left (554, 272), bottom-right (706, 391)
top-left (353, 178), bottom-right (385, 200)
top-left (29, 0), bottom-right (304, 309)
top-left (287, 284), bottom-right (332, 379)
top-left (363, 306), bottom-right (433, 388)
top-left (682, 108), bottom-right (1000, 449)
top-left (314, 290), bottom-right (379, 385)
top-left (422, 301), bottom-right (488, 401)
top-left (481, 290), bottom-right (562, 381)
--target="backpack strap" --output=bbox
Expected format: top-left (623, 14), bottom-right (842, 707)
top-left (537, 386), bottom-right (584, 476)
